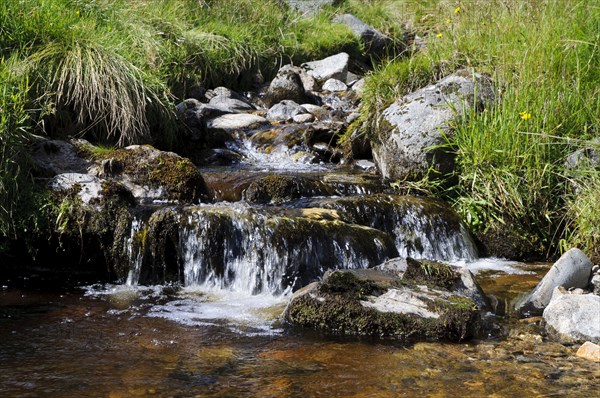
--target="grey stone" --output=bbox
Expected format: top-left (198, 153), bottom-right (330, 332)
top-left (287, 0), bottom-right (335, 16)
top-left (50, 173), bottom-right (104, 204)
top-left (543, 288), bottom-right (600, 343)
top-left (266, 100), bottom-right (308, 122)
top-left (31, 140), bottom-right (91, 177)
top-left (515, 248), bottom-right (593, 316)
top-left (293, 113), bottom-right (315, 123)
top-left (353, 159), bottom-right (376, 172)
top-left (371, 70), bottom-right (495, 181)
top-left (591, 274), bottom-right (600, 295)
top-left (279, 65), bottom-right (318, 92)
top-left (333, 14), bottom-right (394, 56)
top-left (346, 112), bottom-right (360, 124)
top-left (564, 142), bottom-right (600, 170)
top-left (302, 52), bottom-right (349, 84)
top-left (322, 78), bottom-right (348, 92)
top-left (351, 78), bottom-right (366, 96)
top-left (206, 113), bottom-right (269, 131)
top-left (176, 99), bottom-right (235, 142)
top-left (209, 96), bottom-right (255, 113)
top-left (264, 67), bottom-right (309, 107)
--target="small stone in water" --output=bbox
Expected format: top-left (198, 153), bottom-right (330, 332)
top-left (576, 341), bottom-right (600, 362)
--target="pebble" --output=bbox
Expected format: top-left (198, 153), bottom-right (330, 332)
top-left (576, 341), bottom-right (600, 362)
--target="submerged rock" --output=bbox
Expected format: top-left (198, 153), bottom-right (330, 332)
top-left (125, 204), bottom-right (398, 290)
top-left (515, 248), bottom-right (593, 316)
top-left (283, 260), bottom-right (483, 341)
top-left (371, 70), bottom-right (495, 181)
top-left (305, 194), bottom-right (478, 262)
top-left (243, 175), bottom-right (329, 203)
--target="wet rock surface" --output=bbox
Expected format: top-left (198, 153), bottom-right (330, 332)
top-left (283, 260), bottom-right (483, 341)
top-left (515, 248), bottom-right (593, 316)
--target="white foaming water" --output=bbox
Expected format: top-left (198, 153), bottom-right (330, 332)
top-left (84, 283), bottom-right (288, 335)
top-left (452, 257), bottom-right (535, 275)
top-left (125, 218), bottom-right (144, 286)
top-left (179, 202), bottom-right (389, 294)
top-left (146, 288), bottom-right (289, 335)
top-left (392, 205), bottom-right (478, 262)
top-left (227, 138), bottom-right (329, 172)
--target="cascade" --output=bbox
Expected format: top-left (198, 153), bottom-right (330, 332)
top-left (123, 194), bottom-right (477, 293)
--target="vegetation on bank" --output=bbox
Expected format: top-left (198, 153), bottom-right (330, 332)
top-left (0, 0), bottom-right (598, 261)
top-left (353, 0), bottom-right (599, 260)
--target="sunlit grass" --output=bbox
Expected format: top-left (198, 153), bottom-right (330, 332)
top-left (355, 0), bottom-right (600, 257)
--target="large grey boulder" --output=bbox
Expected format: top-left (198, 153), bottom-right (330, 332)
top-left (543, 287), bottom-right (600, 343)
top-left (333, 14), bottom-right (394, 57)
top-left (266, 100), bottom-right (308, 122)
top-left (264, 67), bottom-right (310, 107)
top-left (302, 52), bottom-right (349, 84)
top-left (371, 70), bottom-right (495, 181)
top-left (515, 248), bottom-right (593, 316)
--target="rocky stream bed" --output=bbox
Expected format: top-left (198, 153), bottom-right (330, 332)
top-left (1, 9), bottom-right (599, 394)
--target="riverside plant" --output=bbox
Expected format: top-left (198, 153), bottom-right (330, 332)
top-left (354, 0), bottom-right (600, 258)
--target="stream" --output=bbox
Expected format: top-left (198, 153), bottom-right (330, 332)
top-left (2, 123), bottom-right (600, 397)
top-left (1, 259), bottom-right (599, 397)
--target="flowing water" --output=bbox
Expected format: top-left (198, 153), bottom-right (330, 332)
top-left (2, 137), bottom-right (599, 396)
top-left (1, 260), bottom-right (599, 398)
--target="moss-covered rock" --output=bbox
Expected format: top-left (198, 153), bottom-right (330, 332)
top-left (283, 262), bottom-right (483, 342)
top-left (243, 174), bottom-right (331, 203)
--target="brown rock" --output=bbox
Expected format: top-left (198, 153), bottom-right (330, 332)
top-left (576, 341), bottom-right (600, 362)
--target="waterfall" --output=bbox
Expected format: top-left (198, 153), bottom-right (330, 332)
top-left (122, 195), bottom-right (477, 293)
top-left (178, 203), bottom-right (395, 294)
top-left (125, 218), bottom-right (144, 286)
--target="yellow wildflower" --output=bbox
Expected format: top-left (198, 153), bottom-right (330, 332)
top-left (446, 18), bottom-right (452, 24)
top-left (454, 6), bottom-right (461, 14)
top-left (519, 111), bottom-right (532, 121)
top-left (436, 33), bottom-right (443, 38)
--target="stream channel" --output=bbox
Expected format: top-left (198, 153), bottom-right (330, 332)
top-left (1, 140), bottom-right (599, 397)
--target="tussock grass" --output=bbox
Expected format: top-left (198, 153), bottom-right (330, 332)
top-left (25, 41), bottom-right (171, 146)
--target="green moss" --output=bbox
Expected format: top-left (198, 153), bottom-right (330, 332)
top-left (285, 277), bottom-right (479, 342)
top-left (403, 258), bottom-right (460, 289)
top-left (320, 271), bottom-right (383, 298)
top-left (89, 145), bottom-right (206, 203)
